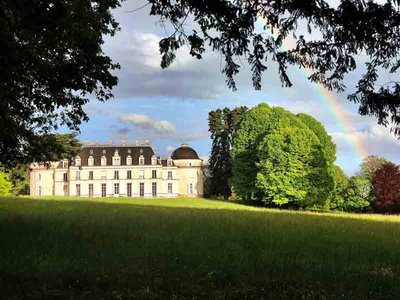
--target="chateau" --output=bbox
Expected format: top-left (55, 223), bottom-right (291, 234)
top-left (29, 140), bottom-right (204, 198)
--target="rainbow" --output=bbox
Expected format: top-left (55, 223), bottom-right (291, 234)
top-left (278, 36), bottom-right (369, 159)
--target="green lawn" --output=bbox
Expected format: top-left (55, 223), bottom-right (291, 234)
top-left (1, 197), bottom-right (399, 299)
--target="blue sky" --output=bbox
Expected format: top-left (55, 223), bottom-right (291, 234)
top-left (77, 1), bottom-right (400, 175)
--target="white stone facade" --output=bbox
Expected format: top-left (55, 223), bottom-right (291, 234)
top-left (30, 141), bottom-right (203, 198)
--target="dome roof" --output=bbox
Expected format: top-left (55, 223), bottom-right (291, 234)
top-left (171, 144), bottom-right (199, 160)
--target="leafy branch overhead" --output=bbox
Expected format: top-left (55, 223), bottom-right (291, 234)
top-left (149, 0), bottom-right (400, 135)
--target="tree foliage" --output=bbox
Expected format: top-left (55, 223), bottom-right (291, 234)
top-left (0, 171), bottom-right (12, 196)
top-left (149, 0), bottom-right (400, 135)
top-left (1, 0), bottom-right (120, 167)
top-left (231, 104), bottom-right (334, 208)
top-left (208, 106), bottom-right (247, 199)
top-left (372, 162), bottom-right (400, 213)
top-left (329, 166), bottom-right (349, 211)
top-left (341, 175), bottom-right (372, 212)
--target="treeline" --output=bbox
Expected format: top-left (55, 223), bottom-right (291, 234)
top-left (206, 103), bottom-right (400, 214)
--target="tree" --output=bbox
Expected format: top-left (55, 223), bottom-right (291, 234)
top-left (329, 166), bottom-right (349, 211)
top-left (231, 104), bottom-right (334, 207)
top-left (0, 171), bottom-right (12, 196)
top-left (341, 175), bottom-right (372, 212)
top-left (149, 0), bottom-right (400, 136)
top-left (372, 162), bottom-right (400, 213)
top-left (8, 164), bottom-right (30, 196)
top-left (231, 103), bottom-right (273, 200)
top-left (255, 108), bottom-right (333, 208)
top-left (1, 0), bottom-right (119, 167)
top-left (208, 106), bottom-right (247, 199)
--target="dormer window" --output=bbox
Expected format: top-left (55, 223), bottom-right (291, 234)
top-left (151, 155), bottom-right (157, 165)
top-left (139, 155), bottom-right (145, 166)
top-left (89, 149), bottom-right (94, 155)
top-left (126, 155), bottom-right (132, 166)
top-left (102, 149), bottom-right (106, 154)
top-left (112, 150), bottom-right (121, 166)
top-left (167, 158), bottom-right (173, 167)
top-left (62, 160), bottom-right (68, 169)
top-left (88, 156), bottom-right (94, 167)
top-left (75, 156), bottom-right (81, 166)
top-left (127, 149), bottom-right (131, 154)
top-left (101, 155), bottom-right (107, 166)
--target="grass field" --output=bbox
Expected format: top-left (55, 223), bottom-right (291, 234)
top-left (1, 196), bottom-right (400, 299)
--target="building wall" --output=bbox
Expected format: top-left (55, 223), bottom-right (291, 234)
top-left (174, 159), bottom-right (204, 197)
top-left (29, 164), bottom-right (57, 196)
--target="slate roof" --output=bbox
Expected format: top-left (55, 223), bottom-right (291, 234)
top-left (75, 145), bottom-right (156, 166)
top-left (171, 146), bottom-right (200, 160)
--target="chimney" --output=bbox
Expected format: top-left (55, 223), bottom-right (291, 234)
top-left (135, 139), bottom-right (140, 146)
top-left (144, 139), bottom-right (150, 145)
top-left (95, 140), bottom-right (100, 146)
top-left (108, 139), bottom-right (113, 146)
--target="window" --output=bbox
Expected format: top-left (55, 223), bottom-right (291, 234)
top-left (76, 171), bottom-right (80, 180)
top-left (168, 171), bottom-right (172, 180)
top-left (139, 155), bottom-right (145, 165)
top-left (63, 185), bottom-right (68, 196)
top-left (188, 183), bottom-right (193, 195)
top-left (76, 184), bottom-right (81, 196)
top-left (63, 173), bottom-right (68, 182)
top-left (152, 182), bottom-right (157, 197)
top-left (127, 170), bottom-right (132, 179)
top-left (101, 156), bottom-right (107, 166)
top-left (114, 183), bottom-right (120, 195)
top-left (167, 158), bottom-right (172, 167)
top-left (89, 171), bottom-right (93, 180)
top-left (90, 149), bottom-right (94, 155)
top-left (127, 183), bottom-right (132, 197)
top-left (101, 171), bottom-right (107, 180)
top-left (127, 149), bottom-right (131, 154)
top-left (126, 155), bottom-right (132, 166)
top-left (62, 160), bottom-right (68, 168)
top-left (38, 186), bottom-right (42, 196)
top-left (101, 183), bottom-right (106, 197)
top-left (139, 183), bottom-right (144, 197)
top-left (151, 155), bottom-right (157, 165)
top-left (139, 170), bottom-right (144, 179)
top-left (88, 156), bottom-right (94, 166)
top-left (38, 173), bottom-right (41, 180)
top-left (102, 149), bottom-right (106, 154)
top-left (168, 183), bottom-right (173, 194)
top-left (152, 170), bottom-right (157, 179)
top-left (89, 184), bottom-right (94, 197)
top-left (75, 156), bottom-right (81, 166)
top-left (114, 171), bottom-right (119, 180)
top-left (189, 162), bottom-right (192, 167)
top-left (113, 156), bottom-right (121, 166)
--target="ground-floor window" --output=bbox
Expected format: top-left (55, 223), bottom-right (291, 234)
top-left (63, 185), bottom-right (68, 196)
top-left (76, 184), bottom-right (81, 197)
top-left (152, 182), bottom-right (157, 197)
top-left (139, 182), bottom-right (144, 197)
top-left (188, 183), bottom-right (193, 195)
top-left (38, 186), bottom-right (42, 196)
top-left (127, 183), bottom-right (132, 197)
top-left (89, 184), bottom-right (94, 197)
top-left (168, 183), bottom-right (173, 194)
top-left (101, 183), bottom-right (106, 197)
top-left (114, 183), bottom-right (120, 195)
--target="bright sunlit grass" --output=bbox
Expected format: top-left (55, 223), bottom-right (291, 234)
top-left (1, 196), bottom-right (399, 298)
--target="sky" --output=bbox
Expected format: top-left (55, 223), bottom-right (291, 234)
top-left (78, 1), bottom-right (400, 175)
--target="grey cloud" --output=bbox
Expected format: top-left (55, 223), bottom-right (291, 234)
top-left (120, 113), bottom-right (176, 134)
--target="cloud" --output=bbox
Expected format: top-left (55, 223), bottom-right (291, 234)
top-left (120, 113), bottom-right (176, 134)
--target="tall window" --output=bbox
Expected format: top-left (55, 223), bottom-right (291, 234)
top-left (88, 156), bottom-right (94, 166)
top-left (89, 184), bottom-right (94, 197)
top-left (89, 171), bottom-right (93, 180)
top-left (114, 171), bottom-right (119, 180)
top-left (76, 184), bottom-right (81, 196)
top-left (76, 171), bottom-right (80, 180)
top-left (151, 155), bottom-right (157, 165)
top-left (114, 183), bottom-right (120, 195)
top-left (139, 155), bottom-right (145, 165)
top-left (63, 185), bottom-right (68, 196)
top-left (188, 183), bottom-right (193, 195)
top-left (152, 170), bottom-right (157, 179)
top-left (101, 156), bottom-right (107, 166)
top-left (168, 171), bottom-right (172, 180)
top-left (101, 171), bottom-right (107, 180)
top-left (62, 160), bottom-right (68, 168)
top-left (139, 170), bottom-right (144, 179)
top-left (152, 182), bottom-right (157, 197)
top-left (126, 155), bottom-right (132, 166)
top-left (127, 183), bottom-right (132, 197)
top-left (101, 183), bottom-right (106, 197)
top-left (168, 183), bottom-right (173, 194)
top-left (127, 170), bottom-right (132, 179)
top-left (63, 173), bottom-right (68, 182)
top-left (38, 186), bottom-right (42, 196)
top-left (139, 183), bottom-right (144, 197)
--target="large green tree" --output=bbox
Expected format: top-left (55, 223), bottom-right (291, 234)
top-left (0, 171), bottom-right (12, 196)
top-left (208, 106), bottom-right (247, 199)
top-left (150, 0), bottom-right (400, 136)
top-left (1, 0), bottom-right (119, 167)
top-left (231, 104), bottom-right (334, 207)
top-left (329, 166), bottom-right (350, 211)
top-left (341, 175), bottom-right (372, 212)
